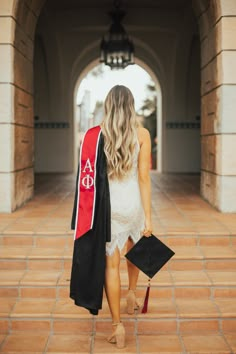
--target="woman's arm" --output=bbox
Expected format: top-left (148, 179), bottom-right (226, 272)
top-left (137, 127), bottom-right (152, 237)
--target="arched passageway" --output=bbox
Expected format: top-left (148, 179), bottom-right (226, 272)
top-left (73, 60), bottom-right (162, 172)
top-left (0, 0), bottom-right (236, 212)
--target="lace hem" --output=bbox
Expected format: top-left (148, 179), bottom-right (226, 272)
top-left (106, 226), bottom-right (144, 256)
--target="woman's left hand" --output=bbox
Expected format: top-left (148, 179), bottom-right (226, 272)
top-left (143, 220), bottom-right (152, 237)
top-left (143, 229), bottom-right (152, 237)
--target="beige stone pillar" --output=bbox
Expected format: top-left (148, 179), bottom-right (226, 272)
top-left (0, 0), bottom-right (43, 212)
top-left (0, 0), bottom-right (18, 212)
top-left (196, 0), bottom-right (236, 212)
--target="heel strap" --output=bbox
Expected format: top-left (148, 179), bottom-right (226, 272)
top-left (112, 321), bottom-right (122, 326)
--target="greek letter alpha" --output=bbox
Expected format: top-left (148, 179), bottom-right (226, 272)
top-left (82, 158), bottom-right (93, 173)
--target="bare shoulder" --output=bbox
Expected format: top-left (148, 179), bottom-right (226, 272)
top-left (137, 126), bottom-right (151, 146)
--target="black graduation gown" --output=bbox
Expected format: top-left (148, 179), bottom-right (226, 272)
top-left (70, 133), bottom-right (111, 315)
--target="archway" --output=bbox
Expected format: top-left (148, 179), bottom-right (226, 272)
top-left (0, 0), bottom-right (235, 212)
top-left (68, 36), bottom-right (166, 176)
top-left (73, 58), bottom-right (163, 173)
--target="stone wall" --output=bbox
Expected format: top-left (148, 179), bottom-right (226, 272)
top-left (193, 0), bottom-right (236, 211)
top-left (0, 0), bottom-right (44, 211)
top-left (0, 0), bottom-right (236, 212)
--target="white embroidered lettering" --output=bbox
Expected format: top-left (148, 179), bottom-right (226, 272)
top-left (82, 159), bottom-right (93, 172)
top-left (82, 174), bottom-right (94, 189)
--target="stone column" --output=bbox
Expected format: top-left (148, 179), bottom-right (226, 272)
top-left (0, 0), bottom-right (43, 212)
top-left (0, 0), bottom-right (18, 212)
top-left (197, 0), bottom-right (236, 212)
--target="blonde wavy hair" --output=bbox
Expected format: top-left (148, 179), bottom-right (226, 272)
top-left (101, 85), bottom-right (139, 180)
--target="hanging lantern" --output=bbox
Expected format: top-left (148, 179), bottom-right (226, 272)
top-left (100, 1), bottom-right (134, 69)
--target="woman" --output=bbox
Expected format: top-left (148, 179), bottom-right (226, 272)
top-left (101, 85), bottom-right (152, 348)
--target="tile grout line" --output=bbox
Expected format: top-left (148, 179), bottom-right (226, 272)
top-left (215, 319), bottom-right (235, 354)
top-left (168, 263), bottom-right (179, 336)
top-left (221, 318), bottom-right (236, 354)
top-left (42, 331), bottom-right (51, 354)
top-left (90, 316), bottom-right (96, 354)
top-left (178, 331), bottom-right (188, 354)
top-left (197, 241), bottom-right (217, 304)
top-left (134, 315), bottom-right (140, 354)
top-left (0, 332), bottom-right (9, 352)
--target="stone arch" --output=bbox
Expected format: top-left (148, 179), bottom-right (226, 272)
top-left (70, 36), bottom-right (165, 97)
top-left (69, 37), bottom-right (164, 172)
top-left (72, 60), bottom-right (163, 173)
top-left (1, 0), bottom-right (236, 212)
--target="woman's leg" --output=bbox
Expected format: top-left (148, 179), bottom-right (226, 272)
top-left (126, 237), bottom-right (139, 290)
top-left (104, 247), bottom-right (121, 323)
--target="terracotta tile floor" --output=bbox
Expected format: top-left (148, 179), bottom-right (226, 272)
top-left (0, 173), bottom-right (234, 236)
top-left (0, 172), bottom-right (236, 354)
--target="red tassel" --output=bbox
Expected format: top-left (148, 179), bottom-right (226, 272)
top-left (141, 279), bottom-right (151, 314)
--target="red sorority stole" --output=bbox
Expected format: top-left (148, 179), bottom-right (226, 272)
top-left (74, 126), bottom-right (102, 240)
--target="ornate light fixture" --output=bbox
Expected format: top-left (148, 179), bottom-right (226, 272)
top-left (100, 0), bottom-right (134, 69)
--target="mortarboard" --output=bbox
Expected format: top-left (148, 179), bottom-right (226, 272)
top-left (125, 234), bottom-right (175, 313)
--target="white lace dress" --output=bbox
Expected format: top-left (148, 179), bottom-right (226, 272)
top-left (106, 141), bottom-right (145, 256)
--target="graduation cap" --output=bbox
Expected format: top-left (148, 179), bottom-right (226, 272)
top-left (125, 234), bottom-right (175, 313)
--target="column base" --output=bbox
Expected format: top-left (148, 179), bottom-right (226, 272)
top-left (201, 171), bottom-right (236, 212)
top-left (0, 167), bottom-right (34, 213)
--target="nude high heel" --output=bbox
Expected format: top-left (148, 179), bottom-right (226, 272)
top-left (107, 322), bottom-right (125, 349)
top-left (126, 289), bottom-right (140, 315)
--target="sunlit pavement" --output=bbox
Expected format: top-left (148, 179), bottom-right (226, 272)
top-left (0, 172), bottom-right (236, 353)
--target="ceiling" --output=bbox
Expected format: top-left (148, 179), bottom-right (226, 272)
top-left (45, 0), bottom-right (190, 11)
